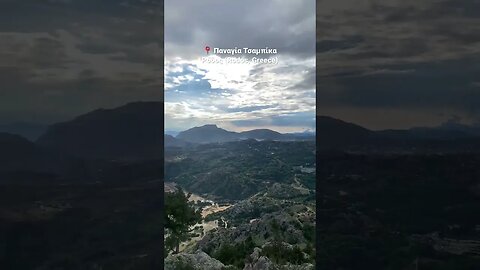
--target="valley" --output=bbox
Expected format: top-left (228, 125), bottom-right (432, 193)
top-left (179, 191), bottom-right (232, 252)
top-left (164, 139), bottom-right (316, 270)
top-left (1, 101), bottom-right (479, 269)
top-left (0, 102), bottom-right (164, 270)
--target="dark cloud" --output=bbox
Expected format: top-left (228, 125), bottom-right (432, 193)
top-left (316, 0), bottom-right (480, 129)
top-left (165, 0), bottom-right (315, 59)
top-left (317, 36), bottom-right (363, 53)
top-left (429, 0), bottom-right (480, 19)
top-left (0, 71), bottom-right (161, 124)
top-left (29, 37), bottom-right (70, 68)
top-left (0, 0), bottom-right (162, 125)
top-left (76, 43), bottom-right (116, 54)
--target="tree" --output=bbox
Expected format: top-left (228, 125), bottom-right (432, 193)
top-left (165, 188), bottom-right (202, 254)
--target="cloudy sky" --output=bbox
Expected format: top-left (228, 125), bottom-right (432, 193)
top-left (317, 0), bottom-right (480, 130)
top-left (2, 0), bottom-right (479, 132)
top-left (0, 0), bottom-right (162, 125)
top-left (164, 0), bottom-right (316, 133)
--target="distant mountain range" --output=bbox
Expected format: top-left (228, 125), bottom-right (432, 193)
top-left (0, 122), bottom-right (46, 141)
top-left (168, 124), bottom-right (314, 146)
top-left (164, 134), bottom-right (189, 148)
top-left (170, 115), bottom-right (480, 148)
top-left (0, 132), bottom-right (83, 179)
top-left (315, 116), bottom-right (480, 151)
top-left (2, 101), bottom-right (480, 172)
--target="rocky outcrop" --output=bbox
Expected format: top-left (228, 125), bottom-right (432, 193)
top-left (243, 247), bottom-right (273, 270)
top-left (165, 250), bottom-right (225, 270)
top-left (243, 246), bottom-right (315, 270)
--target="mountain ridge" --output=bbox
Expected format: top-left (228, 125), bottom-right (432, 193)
top-left (173, 125), bottom-right (314, 145)
top-left (29, 101), bottom-right (480, 154)
top-left (37, 101), bottom-right (162, 159)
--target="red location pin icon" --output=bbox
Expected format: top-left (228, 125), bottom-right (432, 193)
top-left (205, 46), bottom-right (210, 54)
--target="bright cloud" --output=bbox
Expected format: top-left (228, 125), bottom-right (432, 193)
top-left (164, 0), bottom-right (316, 132)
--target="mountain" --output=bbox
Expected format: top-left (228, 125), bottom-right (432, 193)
top-left (316, 116), bottom-right (372, 148)
top-left (0, 133), bottom-right (40, 170)
top-left (165, 134), bottom-right (188, 148)
top-left (165, 130), bottom-right (180, 137)
top-left (286, 130), bottom-right (316, 137)
top-left (0, 133), bottom-right (79, 179)
top-left (315, 116), bottom-right (480, 152)
top-left (377, 128), bottom-right (472, 140)
top-left (409, 124), bottom-right (480, 139)
top-left (0, 122), bottom-right (46, 141)
top-left (176, 117), bottom-right (480, 147)
top-left (239, 129), bottom-right (283, 140)
top-left (176, 124), bottom-right (238, 144)
top-left (175, 125), bottom-right (315, 144)
top-left (438, 120), bottom-right (480, 136)
top-left (37, 102), bottom-right (162, 159)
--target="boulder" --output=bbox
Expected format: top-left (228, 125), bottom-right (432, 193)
top-left (165, 250), bottom-right (225, 270)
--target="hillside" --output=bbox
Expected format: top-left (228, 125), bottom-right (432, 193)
top-left (37, 102), bottom-right (162, 159)
top-left (0, 133), bottom-right (82, 180)
top-left (239, 129), bottom-right (284, 140)
top-left (316, 116), bottom-right (372, 148)
top-left (164, 139), bottom-right (316, 269)
top-left (176, 125), bottom-right (239, 144)
top-left (165, 134), bottom-right (189, 148)
top-left (1, 103), bottom-right (164, 269)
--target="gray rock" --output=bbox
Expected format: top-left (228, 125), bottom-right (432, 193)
top-left (165, 250), bottom-right (225, 270)
top-left (244, 255), bottom-right (273, 270)
top-left (243, 245), bottom-right (315, 270)
top-left (280, 263), bottom-right (315, 270)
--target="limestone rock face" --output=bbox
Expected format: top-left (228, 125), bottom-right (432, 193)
top-left (243, 246), bottom-right (315, 270)
top-left (243, 247), bottom-right (273, 270)
top-left (165, 250), bottom-right (225, 270)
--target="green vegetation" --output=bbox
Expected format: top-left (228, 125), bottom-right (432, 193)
top-left (165, 140), bottom-right (315, 201)
top-left (164, 140), bottom-right (316, 269)
top-left (261, 241), bottom-right (307, 265)
top-left (169, 260), bottom-right (195, 270)
top-left (316, 152), bottom-right (480, 269)
top-left (0, 174), bottom-right (164, 270)
top-left (164, 188), bottom-right (202, 254)
top-left (212, 236), bottom-right (256, 268)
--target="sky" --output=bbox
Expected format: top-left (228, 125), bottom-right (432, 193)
top-left (0, 0), bottom-right (163, 125)
top-left (164, 0), bottom-right (316, 133)
top-left (316, 0), bottom-right (480, 130)
top-left (1, 0), bottom-right (479, 132)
